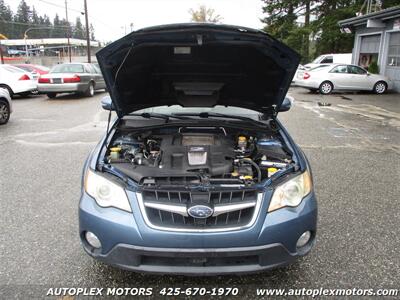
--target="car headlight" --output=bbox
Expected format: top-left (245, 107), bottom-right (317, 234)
top-left (268, 170), bottom-right (312, 212)
top-left (84, 169), bottom-right (132, 212)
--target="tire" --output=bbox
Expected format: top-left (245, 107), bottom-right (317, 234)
top-left (85, 82), bottom-right (95, 97)
top-left (0, 99), bottom-right (10, 125)
top-left (0, 85), bottom-right (14, 98)
top-left (319, 81), bottom-right (333, 95)
top-left (373, 81), bottom-right (387, 94)
top-left (47, 93), bottom-right (57, 99)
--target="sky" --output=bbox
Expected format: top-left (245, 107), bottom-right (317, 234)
top-left (8, 0), bottom-right (265, 42)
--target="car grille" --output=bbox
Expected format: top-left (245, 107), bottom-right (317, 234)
top-left (137, 189), bottom-right (262, 231)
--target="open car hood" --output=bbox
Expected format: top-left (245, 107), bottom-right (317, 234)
top-left (96, 23), bottom-right (300, 118)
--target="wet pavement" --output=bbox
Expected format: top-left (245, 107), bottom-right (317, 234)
top-left (0, 88), bottom-right (399, 298)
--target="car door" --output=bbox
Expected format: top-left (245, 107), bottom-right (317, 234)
top-left (328, 65), bottom-right (353, 89)
top-left (346, 65), bottom-right (371, 90)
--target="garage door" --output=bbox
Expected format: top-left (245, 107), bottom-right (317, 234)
top-left (360, 34), bottom-right (381, 53)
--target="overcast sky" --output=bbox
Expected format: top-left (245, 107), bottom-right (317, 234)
top-left (9, 0), bottom-right (265, 42)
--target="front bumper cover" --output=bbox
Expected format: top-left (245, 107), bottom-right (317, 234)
top-left (81, 241), bottom-right (312, 275)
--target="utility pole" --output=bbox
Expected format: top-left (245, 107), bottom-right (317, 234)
top-left (65, 0), bottom-right (72, 62)
top-left (0, 41), bottom-right (4, 64)
top-left (84, 0), bottom-right (91, 62)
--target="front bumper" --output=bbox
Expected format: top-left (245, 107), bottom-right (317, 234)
top-left (82, 242), bottom-right (304, 275)
top-left (79, 189), bottom-right (317, 275)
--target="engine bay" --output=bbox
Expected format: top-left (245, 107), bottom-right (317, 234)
top-left (105, 125), bottom-right (293, 186)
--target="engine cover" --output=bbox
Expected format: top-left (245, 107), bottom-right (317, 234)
top-left (160, 133), bottom-right (235, 176)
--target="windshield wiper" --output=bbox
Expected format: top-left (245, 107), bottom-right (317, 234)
top-left (172, 112), bottom-right (269, 128)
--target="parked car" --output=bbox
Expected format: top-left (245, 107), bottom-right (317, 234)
top-left (14, 64), bottom-right (49, 81)
top-left (79, 24), bottom-right (317, 275)
top-left (303, 53), bottom-right (352, 70)
top-left (14, 64), bottom-right (50, 75)
top-left (0, 64), bottom-right (37, 98)
top-left (296, 64), bottom-right (391, 94)
top-left (0, 88), bottom-right (12, 125)
top-left (37, 63), bottom-right (106, 98)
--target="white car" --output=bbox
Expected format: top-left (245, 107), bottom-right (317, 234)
top-left (295, 64), bottom-right (391, 95)
top-left (0, 88), bottom-right (12, 125)
top-left (303, 53), bottom-right (352, 70)
top-left (0, 65), bottom-right (37, 98)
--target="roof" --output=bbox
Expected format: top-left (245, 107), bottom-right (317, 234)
top-left (339, 6), bottom-right (400, 27)
top-left (0, 38), bottom-right (100, 47)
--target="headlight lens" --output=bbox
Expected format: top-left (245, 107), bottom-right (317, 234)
top-left (268, 170), bottom-right (312, 212)
top-left (84, 169), bottom-right (132, 212)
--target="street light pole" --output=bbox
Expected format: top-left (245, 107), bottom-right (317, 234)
top-left (65, 0), bottom-right (72, 62)
top-left (84, 0), bottom-right (91, 63)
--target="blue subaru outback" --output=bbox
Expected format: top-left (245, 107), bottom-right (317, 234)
top-left (79, 23), bottom-right (317, 275)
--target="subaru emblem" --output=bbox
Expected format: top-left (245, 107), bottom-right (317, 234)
top-left (187, 205), bottom-right (214, 219)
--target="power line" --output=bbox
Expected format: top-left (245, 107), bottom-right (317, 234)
top-left (0, 19), bottom-right (68, 28)
top-left (37, 0), bottom-right (84, 15)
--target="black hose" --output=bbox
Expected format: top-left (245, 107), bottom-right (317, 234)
top-left (241, 158), bottom-right (262, 183)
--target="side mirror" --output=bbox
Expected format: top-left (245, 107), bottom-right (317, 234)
top-left (101, 95), bottom-right (115, 111)
top-left (366, 72), bottom-right (371, 76)
top-left (279, 96), bottom-right (293, 112)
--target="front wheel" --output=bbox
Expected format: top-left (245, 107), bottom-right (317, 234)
top-left (373, 81), bottom-right (387, 94)
top-left (0, 99), bottom-right (10, 125)
top-left (319, 81), bottom-right (333, 95)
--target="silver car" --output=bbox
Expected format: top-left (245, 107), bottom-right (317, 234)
top-left (0, 88), bottom-right (12, 125)
top-left (37, 63), bottom-right (106, 98)
top-left (296, 64), bottom-right (392, 94)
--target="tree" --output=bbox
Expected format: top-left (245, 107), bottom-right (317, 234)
top-left (261, 0), bottom-right (368, 63)
top-left (89, 23), bottom-right (95, 41)
top-left (51, 14), bottom-right (65, 38)
top-left (0, 0), bottom-right (14, 38)
top-left (73, 17), bottom-right (84, 39)
top-left (14, 0), bottom-right (32, 38)
top-left (189, 5), bottom-right (222, 23)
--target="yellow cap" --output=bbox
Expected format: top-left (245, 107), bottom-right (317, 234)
top-left (267, 167), bottom-right (278, 172)
top-left (238, 136), bottom-right (247, 142)
top-left (243, 175), bottom-right (253, 180)
top-left (110, 147), bottom-right (122, 152)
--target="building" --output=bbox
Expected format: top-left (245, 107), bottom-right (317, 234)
top-left (339, 6), bottom-right (400, 92)
top-left (0, 38), bottom-right (101, 66)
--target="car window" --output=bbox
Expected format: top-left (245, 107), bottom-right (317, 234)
top-left (92, 64), bottom-right (102, 74)
top-left (84, 64), bottom-right (95, 73)
top-left (51, 64), bottom-right (85, 73)
top-left (16, 65), bottom-right (34, 72)
top-left (320, 56), bottom-right (333, 63)
top-left (348, 65), bottom-right (367, 75)
top-left (330, 65), bottom-right (348, 73)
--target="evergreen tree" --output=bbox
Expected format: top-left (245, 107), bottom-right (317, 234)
top-left (14, 0), bottom-right (31, 38)
top-left (90, 23), bottom-right (95, 41)
top-left (0, 0), bottom-right (14, 38)
top-left (73, 17), bottom-right (84, 39)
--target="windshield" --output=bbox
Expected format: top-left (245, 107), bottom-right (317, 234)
top-left (311, 55), bottom-right (323, 64)
top-left (1, 65), bottom-right (25, 73)
top-left (309, 65), bottom-right (331, 71)
top-left (51, 64), bottom-right (84, 73)
top-left (132, 105), bottom-right (261, 120)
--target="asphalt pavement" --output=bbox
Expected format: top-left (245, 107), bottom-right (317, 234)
top-left (0, 88), bottom-right (399, 298)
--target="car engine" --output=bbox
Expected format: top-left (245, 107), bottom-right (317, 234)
top-left (105, 126), bottom-right (293, 186)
